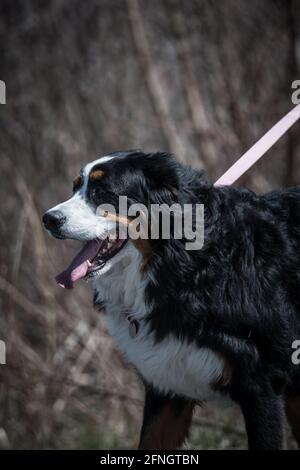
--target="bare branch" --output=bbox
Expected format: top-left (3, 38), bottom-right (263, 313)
top-left (127, 0), bottom-right (186, 160)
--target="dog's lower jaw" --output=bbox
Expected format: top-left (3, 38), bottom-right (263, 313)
top-left (92, 241), bottom-right (147, 311)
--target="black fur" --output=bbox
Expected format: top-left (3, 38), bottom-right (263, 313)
top-left (89, 150), bottom-right (300, 449)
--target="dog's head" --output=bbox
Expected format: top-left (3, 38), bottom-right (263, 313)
top-left (43, 150), bottom-right (180, 289)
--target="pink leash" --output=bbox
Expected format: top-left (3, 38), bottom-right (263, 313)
top-left (214, 103), bottom-right (300, 186)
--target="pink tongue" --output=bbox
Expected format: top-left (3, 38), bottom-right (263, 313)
top-left (55, 239), bottom-right (103, 289)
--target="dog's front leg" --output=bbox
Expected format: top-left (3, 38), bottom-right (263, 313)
top-left (138, 385), bottom-right (194, 450)
top-left (285, 395), bottom-right (300, 447)
top-left (236, 383), bottom-right (284, 450)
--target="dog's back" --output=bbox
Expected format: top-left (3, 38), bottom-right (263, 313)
top-left (202, 184), bottom-right (300, 390)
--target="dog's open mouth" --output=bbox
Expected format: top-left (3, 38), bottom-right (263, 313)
top-left (55, 234), bottom-right (127, 289)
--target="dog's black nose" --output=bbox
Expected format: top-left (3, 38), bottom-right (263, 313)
top-left (42, 210), bottom-right (66, 231)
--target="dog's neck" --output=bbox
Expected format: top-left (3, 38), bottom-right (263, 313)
top-left (92, 242), bottom-right (149, 319)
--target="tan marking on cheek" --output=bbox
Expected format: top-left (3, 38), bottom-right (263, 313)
top-left (90, 169), bottom-right (105, 181)
top-left (132, 238), bottom-right (152, 271)
top-left (102, 212), bottom-right (152, 271)
top-left (105, 213), bottom-right (131, 226)
top-left (128, 213), bottom-right (152, 270)
top-left (101, 212), bottom-right (152, 270)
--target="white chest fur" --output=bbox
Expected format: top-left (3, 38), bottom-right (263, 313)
top-left (106, 312), bottom-right (225, 402)
top-left (93, 243), bottom-right (225, 402)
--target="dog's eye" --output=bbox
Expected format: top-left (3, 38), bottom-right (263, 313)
top-left (73, 175), bottom-right (83, 192)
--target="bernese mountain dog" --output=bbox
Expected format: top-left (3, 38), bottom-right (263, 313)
top-left (43, 150), bottom-right (300, 450)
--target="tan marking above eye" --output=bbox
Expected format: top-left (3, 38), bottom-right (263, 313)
top-left (90, 169), bottom-right (105, 181)
top-left (73, 175), bottom-right (82, 190)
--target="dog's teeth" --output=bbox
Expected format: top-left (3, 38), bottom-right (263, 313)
top-left (87, 260), bottom-right (92, 267)
top-left (107, 242), bottom-right (112, 248)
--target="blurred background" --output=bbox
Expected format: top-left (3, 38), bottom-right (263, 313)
top-left (0, 0), bottom-right (300, 449)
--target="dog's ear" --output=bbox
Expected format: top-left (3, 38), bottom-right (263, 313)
top-left (140, 152), bottom-right (179, 204)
